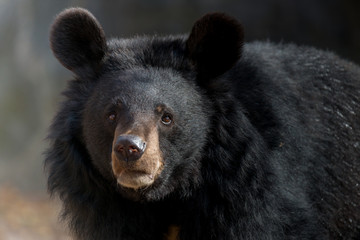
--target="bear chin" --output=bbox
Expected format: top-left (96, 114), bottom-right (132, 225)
top-left (115, 180), bottom-right (164, 202)
top-left (116, 170), bottom-right (155, 190)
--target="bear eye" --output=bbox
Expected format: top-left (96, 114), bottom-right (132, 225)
top-left (108, 112), bottom-right (117, 122)
top-left (161, 113), bottom-right (173, 125)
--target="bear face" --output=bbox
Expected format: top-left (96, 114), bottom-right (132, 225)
top-left (49, 8), bottom-right (244, 201)
top-left (82, 67), bottom-right (210, 200)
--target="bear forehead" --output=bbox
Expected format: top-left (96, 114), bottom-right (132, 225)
top-left (99, 68), bottom-right (186, 93)
top-left (105, 36), bottom-right (188, 72)
top-left (91, 68), bottom-right (200, 110)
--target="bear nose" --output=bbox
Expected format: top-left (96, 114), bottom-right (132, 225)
top-left (114, 135), bottom-right (146, 162)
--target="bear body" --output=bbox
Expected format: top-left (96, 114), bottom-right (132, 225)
top-left (46, 8), bottom-right (360, 239)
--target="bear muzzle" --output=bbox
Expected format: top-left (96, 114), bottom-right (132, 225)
top-left (111, 130), bottom-right (163, 189)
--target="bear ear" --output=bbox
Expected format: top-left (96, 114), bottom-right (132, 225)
top-left (186, 13), bottom-right (244, 83)
top-left (50, 8), bottom-right (107, 77)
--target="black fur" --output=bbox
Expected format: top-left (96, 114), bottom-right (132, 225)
top-left (46, 8), bottom-right (360, 239)
top-left (50, 8), bottom-right (107, 77)
top-left (186, 12), bottom-right (244, 82)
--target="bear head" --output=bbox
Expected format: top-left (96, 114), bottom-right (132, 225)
top-left (49, 8), bottom-right (244, 201)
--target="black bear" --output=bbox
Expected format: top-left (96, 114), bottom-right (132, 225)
top-left (46, 8), bottom-right (360, 239)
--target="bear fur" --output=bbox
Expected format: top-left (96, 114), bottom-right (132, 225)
top-left (46, 8), bottom-right (360, 239)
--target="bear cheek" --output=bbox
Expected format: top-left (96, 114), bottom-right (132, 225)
top-left (111, 127), bottom-right (164, 189)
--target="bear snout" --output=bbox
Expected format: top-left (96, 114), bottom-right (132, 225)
top-left (113, 135), bottom-right (146, 162)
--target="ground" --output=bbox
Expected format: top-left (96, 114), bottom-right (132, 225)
top-left (0, 185), bottom-right (69, 240)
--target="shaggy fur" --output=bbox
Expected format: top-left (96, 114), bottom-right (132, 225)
top-left (46, 8), bottom-right (360, 239)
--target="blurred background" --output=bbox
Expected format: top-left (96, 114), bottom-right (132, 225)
top-left (0, 0), bottom-right (359, 239)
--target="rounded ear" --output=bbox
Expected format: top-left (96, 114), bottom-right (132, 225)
top-left (186, 13), bottom-right (244, 82)
top-left (50, 8), bottom-right (107, 76)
